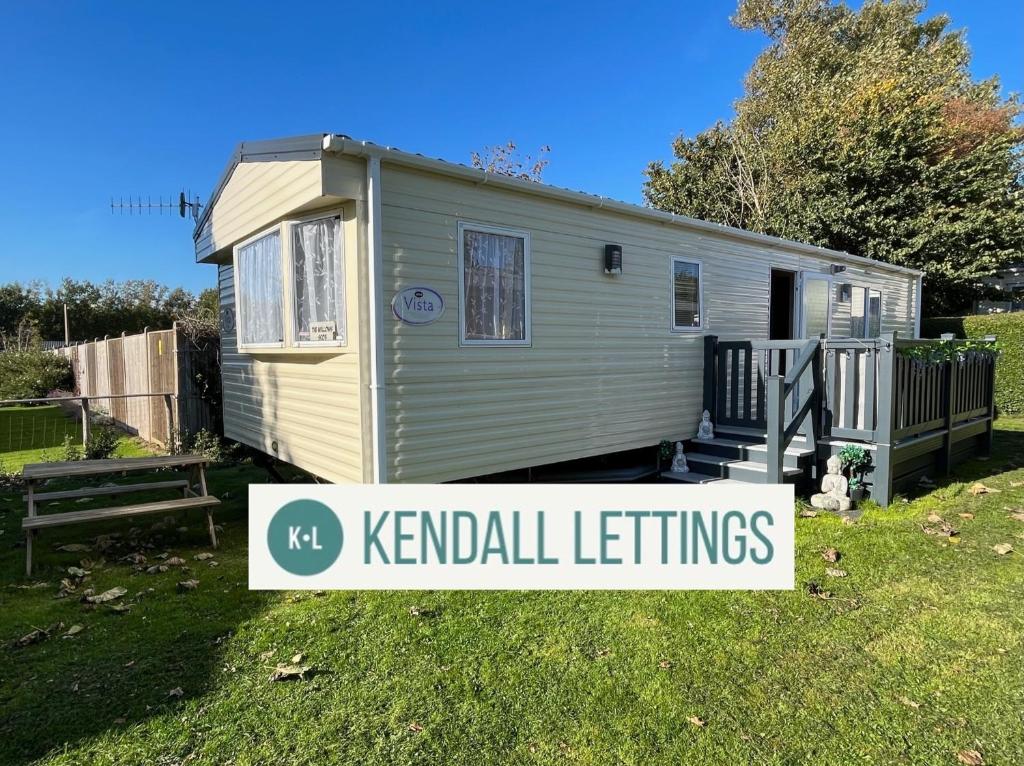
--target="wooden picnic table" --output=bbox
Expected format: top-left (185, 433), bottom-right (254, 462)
top-left (21, 455), bottom-right (220, 575)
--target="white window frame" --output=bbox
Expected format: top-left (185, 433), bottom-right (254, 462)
top-left (798, 271), bottom-right (833, 339)
top-left (669, 256), bottom-right (704, 333)
top-left (864, 287), bottom-right (883, 338)
top-left (846, 284), bottom-right (883, 338)
top-left (232, 208), bottom-right (349, 355)
top-left (232, 224), bottom-right (286, 351)
top-left (457, 221), bottom-right (532, 347)
top-left (288, 211), bottom-right (347, 348)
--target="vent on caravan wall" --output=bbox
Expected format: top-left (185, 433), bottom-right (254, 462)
top-left (604, 244), bottom-right (623, 275)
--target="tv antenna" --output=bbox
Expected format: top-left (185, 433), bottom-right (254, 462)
top-left (110, 191), bottom-right (204, 223)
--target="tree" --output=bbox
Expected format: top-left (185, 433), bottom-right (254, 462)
top-left (0, 279), bottom-right (216, 346)
top-left (471, 141), bottom-right (552, 181)
top-left (644, 0), bottom-right (1024, 316)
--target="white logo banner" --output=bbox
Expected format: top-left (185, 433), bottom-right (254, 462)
top-left (249, 483), bottom-right (795, 590)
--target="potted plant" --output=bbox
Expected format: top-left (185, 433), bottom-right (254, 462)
top-left (837, 445), bottom-right (871, 502)
top-left (658, 439), bottom-right (673, 472)
top-left (848, 476), bottom-right (865, 503)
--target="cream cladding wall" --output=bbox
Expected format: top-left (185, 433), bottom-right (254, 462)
top-left (377, 163), bottom-right (914, 483)
top-left (216, 207), bottom-right (366, 483)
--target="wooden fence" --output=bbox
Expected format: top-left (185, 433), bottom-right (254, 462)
top-left (55, 324), bottom-right (220, 448)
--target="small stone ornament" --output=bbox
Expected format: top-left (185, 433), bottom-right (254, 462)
top-left (670, 441), bottom-right (689, 474)
top-left (696, 410), bottom-right (715, 441)
top-left (810, 455), bottom-right (852, 512)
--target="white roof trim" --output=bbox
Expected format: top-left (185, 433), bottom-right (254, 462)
top-left (195, 132), bottom-right (923, 279)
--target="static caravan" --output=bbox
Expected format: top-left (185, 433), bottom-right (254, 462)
top-left (194, 133), bottom-right (925, 491)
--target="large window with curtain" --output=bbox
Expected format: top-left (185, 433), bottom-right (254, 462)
top-left (671, 257), bottom-right (703, 331)
top-left (291, 215), bottom-right (345, 344)
top-left (236, 229), bottom-right (284, 347)
top-left (458, 222), bottom-right (531, 345)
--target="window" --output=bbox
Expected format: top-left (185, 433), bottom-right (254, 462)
top-left (671, 257), bottom-right (703, 331)
top-left (237, 230), bottom-right (284, 346)
top-left (458, 222), bottom-right (530, 345)
top-left (850, 286), bottom-right (866, 337)
top-left (848, 286), bottom-right (882, 338)
top-left (292, 215), bottom-right (345, 344)
top-left (866, 289), bottom-right (882, 337)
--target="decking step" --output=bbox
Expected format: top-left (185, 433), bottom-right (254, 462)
top-left (684, 453), bottom-right (803, 482)
top-left (712, 426), bottom-right (813, 448)
top-left (660, 470), bottom-right (746, 485)
top-left (23, 496), bottom-right (220, 530)
top-left (693, 438), bottom-right (814, 468)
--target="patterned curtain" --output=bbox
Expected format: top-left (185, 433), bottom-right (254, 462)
top-left (293, 217), bottom-right (344, 341)
top-left (238, 231), bottom-right (283, 345)
top-left (463, 230), bottom-right (526, 341)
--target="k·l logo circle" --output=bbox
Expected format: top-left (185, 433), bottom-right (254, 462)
top-left (267, 499), bottom-right (343, 575)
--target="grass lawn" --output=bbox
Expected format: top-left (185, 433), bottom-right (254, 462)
top-left (0, 405), bottom-right (153, 474)
top-left (1, 423), bottom-right (1023, 765)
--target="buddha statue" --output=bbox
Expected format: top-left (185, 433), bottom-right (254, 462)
top-left (670, 441), bottom-right (689, 473)
top-left (696, 410), bottom-right (715, 441)
top-left (810, 455), bottom-right (852, 512)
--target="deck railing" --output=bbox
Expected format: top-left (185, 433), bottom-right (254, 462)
top-left (702, 332), bottom-right (997, 503)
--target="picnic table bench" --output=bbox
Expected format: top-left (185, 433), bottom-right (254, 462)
top-left (21, 455), bottom-right (220, 575)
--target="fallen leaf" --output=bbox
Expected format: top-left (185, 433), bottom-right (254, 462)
top-left (56, 543), bottom-right (91, 552)
top-left (658, 659), bottom-right (673, 669)
top-left (63, 624), bottom-right (84, 638)
top-left (16, 628), bottom-right (48, 647)
top-left (898, 695), bottom-right (921, 709)
top-left (67, 566), bottom-right (89, 578)
top-left (1008, 512), bottom-right (1024, 523)
top-left (686, 715), bottom-right (706, 728)
top-left (821, 548), bottom-right (841, 563)
top-left (168, 687), bottom-right (184, 698)
top-left (165, 557), bottom-right (187, 567)
top-left (969, 483), bottom-right (999, 496)
top-left (177, 579), bottom-right (200, 592)
top-left (948, 535), bottom-right (961, 546)
top-left (825, 568), bottom-right (847, 578)
top-left (957, 749), bottom-right (984, 765)
top-left (259, 650), bottom-right (275, 661)
top-left (121, 552), bottom-right (147, 565)
top-left (146, 564), bottom-right (169, 574)
top-left (958, 513), bottom-right (974, 520)
top-left (108, 603), bottom-right (131, 614)
top-left (291, 652), bottom-right (305, 664)
top-left (194, 552), bottom-right (214, 561)
top-left (269, 663), bottom-right (312, 682)
top-left (992, 543), bottom-right (1014, 556)
top-left (798, 509), bottom-right (817, 518)
top-left (1010, 481), bottom-right (1023, 488)
top-left (926, 513), bottom-right (944, 524)
top-left (408, 722), bottom-right (424, 733)
top-left (594, 647), bottom-right (612, 659)
top-left (85, 586), bottom-right (127, 604)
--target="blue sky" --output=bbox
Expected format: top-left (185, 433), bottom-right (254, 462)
top-left (1, 1), bottom-right (1020, 294)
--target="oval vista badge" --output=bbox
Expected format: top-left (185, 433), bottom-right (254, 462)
top-left (392, 286), bottom-right (444, 325)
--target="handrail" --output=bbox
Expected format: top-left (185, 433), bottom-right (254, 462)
top-left (766, 337), bottom-right (822, 483)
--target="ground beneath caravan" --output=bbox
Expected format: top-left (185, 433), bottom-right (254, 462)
top-left (2, 423), bottom-right (1024, 765)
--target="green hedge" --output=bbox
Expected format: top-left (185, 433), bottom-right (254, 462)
top-left (0, 349), bottom-right (73, 401)
top-left (921, 313), bottom-right (1024, 415)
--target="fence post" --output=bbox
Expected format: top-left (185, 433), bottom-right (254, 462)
top-left (172, 322), bottom-right (182, 451)
top-left (80, 397), bottom-right (90, 449)
top-left (985, 337), bottom-right (997, 455)
top-left (703, 335), bottom-right (718, 422)
top-left (766, 374), bottom-right (785, 484)
top-left (873, 332), bottom-right (898, 505)
top-left (164, 394), bottom-right (176, 453)
top-left (940, 359), bottom-right (957, 475)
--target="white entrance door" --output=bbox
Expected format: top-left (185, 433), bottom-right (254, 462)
top-left (799, 273), bottom-right (832, 339)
